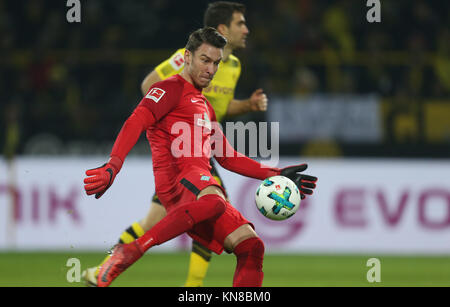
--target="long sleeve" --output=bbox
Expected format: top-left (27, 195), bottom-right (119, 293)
top-left (110, 106), bottom-right (156, 163)
top-left (212, 123), bottom-right (280, 180)
top-left (110, 78), bottom-right (182, 163)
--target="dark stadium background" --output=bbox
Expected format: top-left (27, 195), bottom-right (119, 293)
top-left (1, 0), bottom-right (450, 287)
top-left (2, 0), bottom-right (449, 158)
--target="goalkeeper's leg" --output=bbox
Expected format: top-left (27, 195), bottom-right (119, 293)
top-left (97, 193), bottom-right (227, 287)
top-left (183, 167), bottom-right (224, 286)
top-left (82, 195), bottom-right (166, 286)
top-left (82, 194), bottom-right (213, 287)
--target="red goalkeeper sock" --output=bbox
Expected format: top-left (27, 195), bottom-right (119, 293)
top-left (135, 194), bottom-right (227, 251)
top-left (233, 237), bottom-right (265, 287)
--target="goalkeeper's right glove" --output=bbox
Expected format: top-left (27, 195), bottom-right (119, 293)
top-left (84, 156), bottom-right (123, 199)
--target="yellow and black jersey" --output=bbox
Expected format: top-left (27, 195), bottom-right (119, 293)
top-left (154, 48), bottom-right (241, 123)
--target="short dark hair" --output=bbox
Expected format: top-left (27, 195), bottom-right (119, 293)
top-left (185, 27), bottom-right (227, 53)
top-left (203, 1), bottom-right (246, 29)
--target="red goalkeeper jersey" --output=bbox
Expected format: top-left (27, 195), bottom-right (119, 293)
top-left (110, 74), bottom-right (280, 195)
top-left (142, 74), bottom-right (216, 172)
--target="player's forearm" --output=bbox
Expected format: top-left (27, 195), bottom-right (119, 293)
top-left (213, 126), bottom-right (280, 179)
top-left (216, 153), bottom-right (280, 180)
top-left (110, 106), bottom-right (156, 163)
top-left (226, 99), bottom-right (252, 117)
top-left (141, 70), bottom-right (162, 96)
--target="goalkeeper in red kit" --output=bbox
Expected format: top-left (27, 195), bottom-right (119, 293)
top-left (83, 27), bottom-right (317, 287)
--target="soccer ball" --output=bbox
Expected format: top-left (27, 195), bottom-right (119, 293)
top-left (255, 175), bottom-right (301, 221)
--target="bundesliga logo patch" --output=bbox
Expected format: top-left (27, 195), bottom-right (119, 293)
top-left (146, 88), bottom-right (165, 103)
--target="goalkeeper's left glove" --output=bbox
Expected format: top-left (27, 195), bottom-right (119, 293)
top-left (84, 156), bottom-right (123, 199)
top-left (280, 164), bottom-right (317, 199)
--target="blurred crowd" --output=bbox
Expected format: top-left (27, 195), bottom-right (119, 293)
top-left (1, 0), bottom-right (449, 156)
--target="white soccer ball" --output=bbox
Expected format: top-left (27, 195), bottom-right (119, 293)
top-left (255, 175), bottom-right (301, 221)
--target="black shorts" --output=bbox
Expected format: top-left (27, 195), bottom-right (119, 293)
top-left (152, 159), bottom-right (226, 205)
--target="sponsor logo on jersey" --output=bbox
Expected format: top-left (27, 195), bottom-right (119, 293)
top-left (169, 53), bottom-right (185, 70)
top-left (191, 98), bottom-right (204, 104)
top-left (146, 88), bottom-right (165, 103)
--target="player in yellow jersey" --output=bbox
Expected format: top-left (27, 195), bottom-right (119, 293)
top-left (82, 1), bottom-right (268, 287)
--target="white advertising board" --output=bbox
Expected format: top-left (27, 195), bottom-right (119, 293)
top-left (1, 157), bottom-right (449, 254)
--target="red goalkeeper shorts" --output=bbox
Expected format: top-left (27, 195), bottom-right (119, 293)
top-left (156, 166), bottom-right (253, 255)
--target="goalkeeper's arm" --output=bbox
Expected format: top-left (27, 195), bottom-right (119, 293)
top-left (212, 123), bottom-right (280, 180)
top-left (212, 123), bottom-right (317, 198)
top-left (84, 106), bottom-right (156, 198)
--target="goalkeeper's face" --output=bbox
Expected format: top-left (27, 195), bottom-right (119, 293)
top-left (186, 43), bottom-right (223, 89)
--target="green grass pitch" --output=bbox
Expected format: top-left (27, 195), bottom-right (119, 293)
top-left (0, 252), bottom-right (449, 287)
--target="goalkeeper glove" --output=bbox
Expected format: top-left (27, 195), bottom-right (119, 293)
top-left (84, 156), bottom-right (123, 199)
top-left (280, 164), bottom-right (317, 199)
